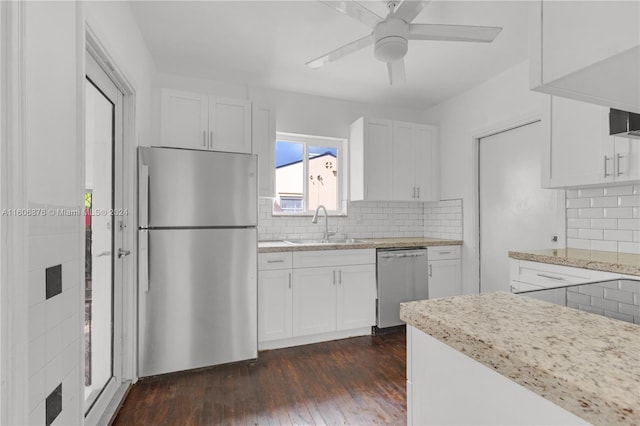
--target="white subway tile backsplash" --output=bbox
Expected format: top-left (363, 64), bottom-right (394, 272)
top-left (590, 218), bottom-right (618, 230)
top-left (591, 196), bottom-right (618, 208)
top-left (567, 238), bottom-right (591, 249)
top-left (604, 207), bottom-right (633, 219)
top-left (566, 189), bottom-right (579, 199)
top-left (578, 229), bottom-right (603, 240)
top-left (619, 195), bottom-right (640, 207)
top-left (566, 198), bottom-right (590, 208)
top-left (578, 187), bottom-right (604, 198)
top-left (578, 208), bottom-right (604, 218)
top-left (604, 185), bottom-right (634, 196)
top-left (618, 219), bottom-right (640, 230)
top-left (618, 242), bottom-right (640, 254)
top-left (604, 288), bottom-right (635, 304)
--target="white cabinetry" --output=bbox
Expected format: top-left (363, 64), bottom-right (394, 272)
top-left (258, 249), bottom-right (376, 350)
top-left (427, 246), bottom-right (461, 299)
top-left (392, 122), bottom-right (438, 201)
top-left (258, 252), bottom-right (293, 342)
top-left (252, 103), bottom-right (276, 197)
top-left (160, 88), bottom-right (251, 153)
top-left (530, 1), bottom-right (640, 113)
top-left (542, 96), bottom-right (640, 188)
top-left (407, 326), bottom-right (589, 425)
top-left (350, 117), bottom-right (439, 202)
top-left (509, 258), bottom-right (621, 292)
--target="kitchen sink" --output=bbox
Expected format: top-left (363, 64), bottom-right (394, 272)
top-left (283, 238), bottom-right (369, 246)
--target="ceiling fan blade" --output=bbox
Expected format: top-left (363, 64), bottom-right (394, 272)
top-left (306, 35), bottom-right (374, 69)
top-left (393, 0), bottom-right (430, 23)
top-left (320, 1), bottom-right (383, 28)
top-left (387, 59), bottom-right (406, 86)
top-left (409, 23), bottom-right (502, 42)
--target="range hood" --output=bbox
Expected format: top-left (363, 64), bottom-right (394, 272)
top-left (609, 109), bottom-right (640, 139)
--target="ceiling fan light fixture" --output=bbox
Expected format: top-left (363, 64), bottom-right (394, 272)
top-left (374, 36), bottom-right (408, 63)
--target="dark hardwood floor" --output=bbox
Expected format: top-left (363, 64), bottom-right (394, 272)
top-left (113, 331), bottom-right (406, 425)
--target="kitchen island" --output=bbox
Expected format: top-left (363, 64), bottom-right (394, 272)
top-left (400, 292), bottom-right (640, 425)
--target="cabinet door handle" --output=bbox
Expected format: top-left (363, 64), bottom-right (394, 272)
top-left (202, 130), bottom-right (207, 147)
top-left (338, 269), bottom-right (342, 284)
top-left (428, 264), bottom-right (433, 277)
top-left (537, 273), bottom-right (564, 281)
top-left (209, 131), bottom-right (214, 149)
top-left (412, 187), bottom-right (416, 198)
top-left (267, 259), bottom-right (284, 263)
top-left (438, 251), bottom-right (451, 255)
top-left (617, 153), bottom-right (623, 177)
top-left (333, 270), bottom-right (336, 285)
top-left (288, 272), bottom-right (292, 289)
top-left (604, 155), bottom-right (611, 178)
top-left (417, 187), bottom-right (420, 199)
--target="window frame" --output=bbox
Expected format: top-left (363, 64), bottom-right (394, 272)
top-left (273, 132), bottom-right (348, 217)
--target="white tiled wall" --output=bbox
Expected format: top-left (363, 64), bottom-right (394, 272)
top-left (566, 184), bottom-right (640, 254)
top-left (257, 198), bottom-right (463, 241)
top-left (423, 199), bottom-right (463, 240)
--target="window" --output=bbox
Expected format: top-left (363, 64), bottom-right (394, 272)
top-left (273, 132), bottom-right (346, 215)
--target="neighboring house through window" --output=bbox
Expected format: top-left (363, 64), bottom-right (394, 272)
top-left (273, 132), bottom-right (346, 215)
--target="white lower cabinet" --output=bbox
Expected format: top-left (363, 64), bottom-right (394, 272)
top-left (427, 246), bottom-right (462, 299)
top-left (292, 267), bottom-right (337, 336)
top-left (259, 249), bottom-right (376, 349)
top-left (258, 269), bottom-right (292, 342)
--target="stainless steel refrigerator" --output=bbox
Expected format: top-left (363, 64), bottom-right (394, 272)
top-left (137, 146), bottom-right (257, 377)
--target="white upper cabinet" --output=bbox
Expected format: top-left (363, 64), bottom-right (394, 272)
top-left (530, 1), bottom-right (640, 113)
top-left (350, 117), bottom-right (439, 202)
top-left (209, 97), bottom-right (252, 153)
top-left (159, 89), bottom-right (252, 153)
top-left (542, 96), bottom-right (640, 188)
top-left (160, 89), bottom-right (208, 150)
top-left (350, 117), bottom-right (393, 201)
top-left (252, 103), bottom-right (276, 197)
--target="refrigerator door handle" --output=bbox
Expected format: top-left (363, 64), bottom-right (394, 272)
top-left (139, 229), bottom-right (150, 292)
top-left (138, 150), bottom-right (150, 229)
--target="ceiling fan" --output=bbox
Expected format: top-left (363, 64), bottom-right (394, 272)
top-left (306, 0), bottom-right (503, 85)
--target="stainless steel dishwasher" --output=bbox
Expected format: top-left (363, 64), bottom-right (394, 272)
top-left (376, 248), bottom-right (428, 328)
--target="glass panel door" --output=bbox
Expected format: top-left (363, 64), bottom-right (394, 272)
top-left (84, 52), bottom-right (124, 415)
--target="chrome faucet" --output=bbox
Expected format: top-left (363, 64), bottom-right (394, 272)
top-left (311, 205), bottom-right (335, 241)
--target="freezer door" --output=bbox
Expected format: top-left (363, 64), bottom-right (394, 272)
top-left (138, 228), bottom-right (257, 377)
top-left (376, 250), bottom-right (428, 328)
top-left (140, 147), bottom-right (257, 227)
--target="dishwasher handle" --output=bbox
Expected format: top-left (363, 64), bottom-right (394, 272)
top-left (379, 251), bottom-right (426, 259)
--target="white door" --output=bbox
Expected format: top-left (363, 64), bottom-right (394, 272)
top-left (258, 269), bottom-right (292, 342)
top-left (336, 264), bottom-right (376, 330)
top-left (392, 121), bottom-right (415, 201)
top-left (160, 89), bottom-right (208, 150)
top-left (479, 122), bottom-right (565, 293)
top-left (428, 260), bottom-right (461, 299)
top-left (84, 53), bottom-right (126, 417)
top-left (292, 267), bottom-right (336, 336)
top-left (209, 97), bottom-right (252, 153)
top-left (364, 118), bottom-right (392, 200)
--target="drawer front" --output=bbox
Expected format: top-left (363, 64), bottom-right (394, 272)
top-left (293, 249), bottom-right (375, 268)
top-left (427, 246), bottom-right (460, 261)
top-left (515, 260), bottom-right (591, 288)
top-left (259, 252), bottom-right (293, 270)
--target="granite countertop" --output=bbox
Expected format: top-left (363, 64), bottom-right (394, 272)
top-left (400, 292), bottom-right (640, 425)
top-left (258, 237), bottom-right (463, 253)
top-left (509, 248), bottom-right (640, 276)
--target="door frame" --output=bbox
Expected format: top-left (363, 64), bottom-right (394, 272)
top-left (471, 111), bottom-right (544, 294)
top-left (83, 24), bottom-right (138, 425)
top-left (0, 2), bottom-right (29, 424)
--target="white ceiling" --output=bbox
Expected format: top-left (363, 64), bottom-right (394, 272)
top-left (129, 0), bottom-right (530, 110)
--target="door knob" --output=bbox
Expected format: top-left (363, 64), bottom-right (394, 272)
top-left (118, 248), bottom-right (131, 258)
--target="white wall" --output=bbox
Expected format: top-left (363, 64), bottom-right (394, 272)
top-left (14, 1), bottom-right (155, 424)
top-left (422, 60), bottom-right (547, 294)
